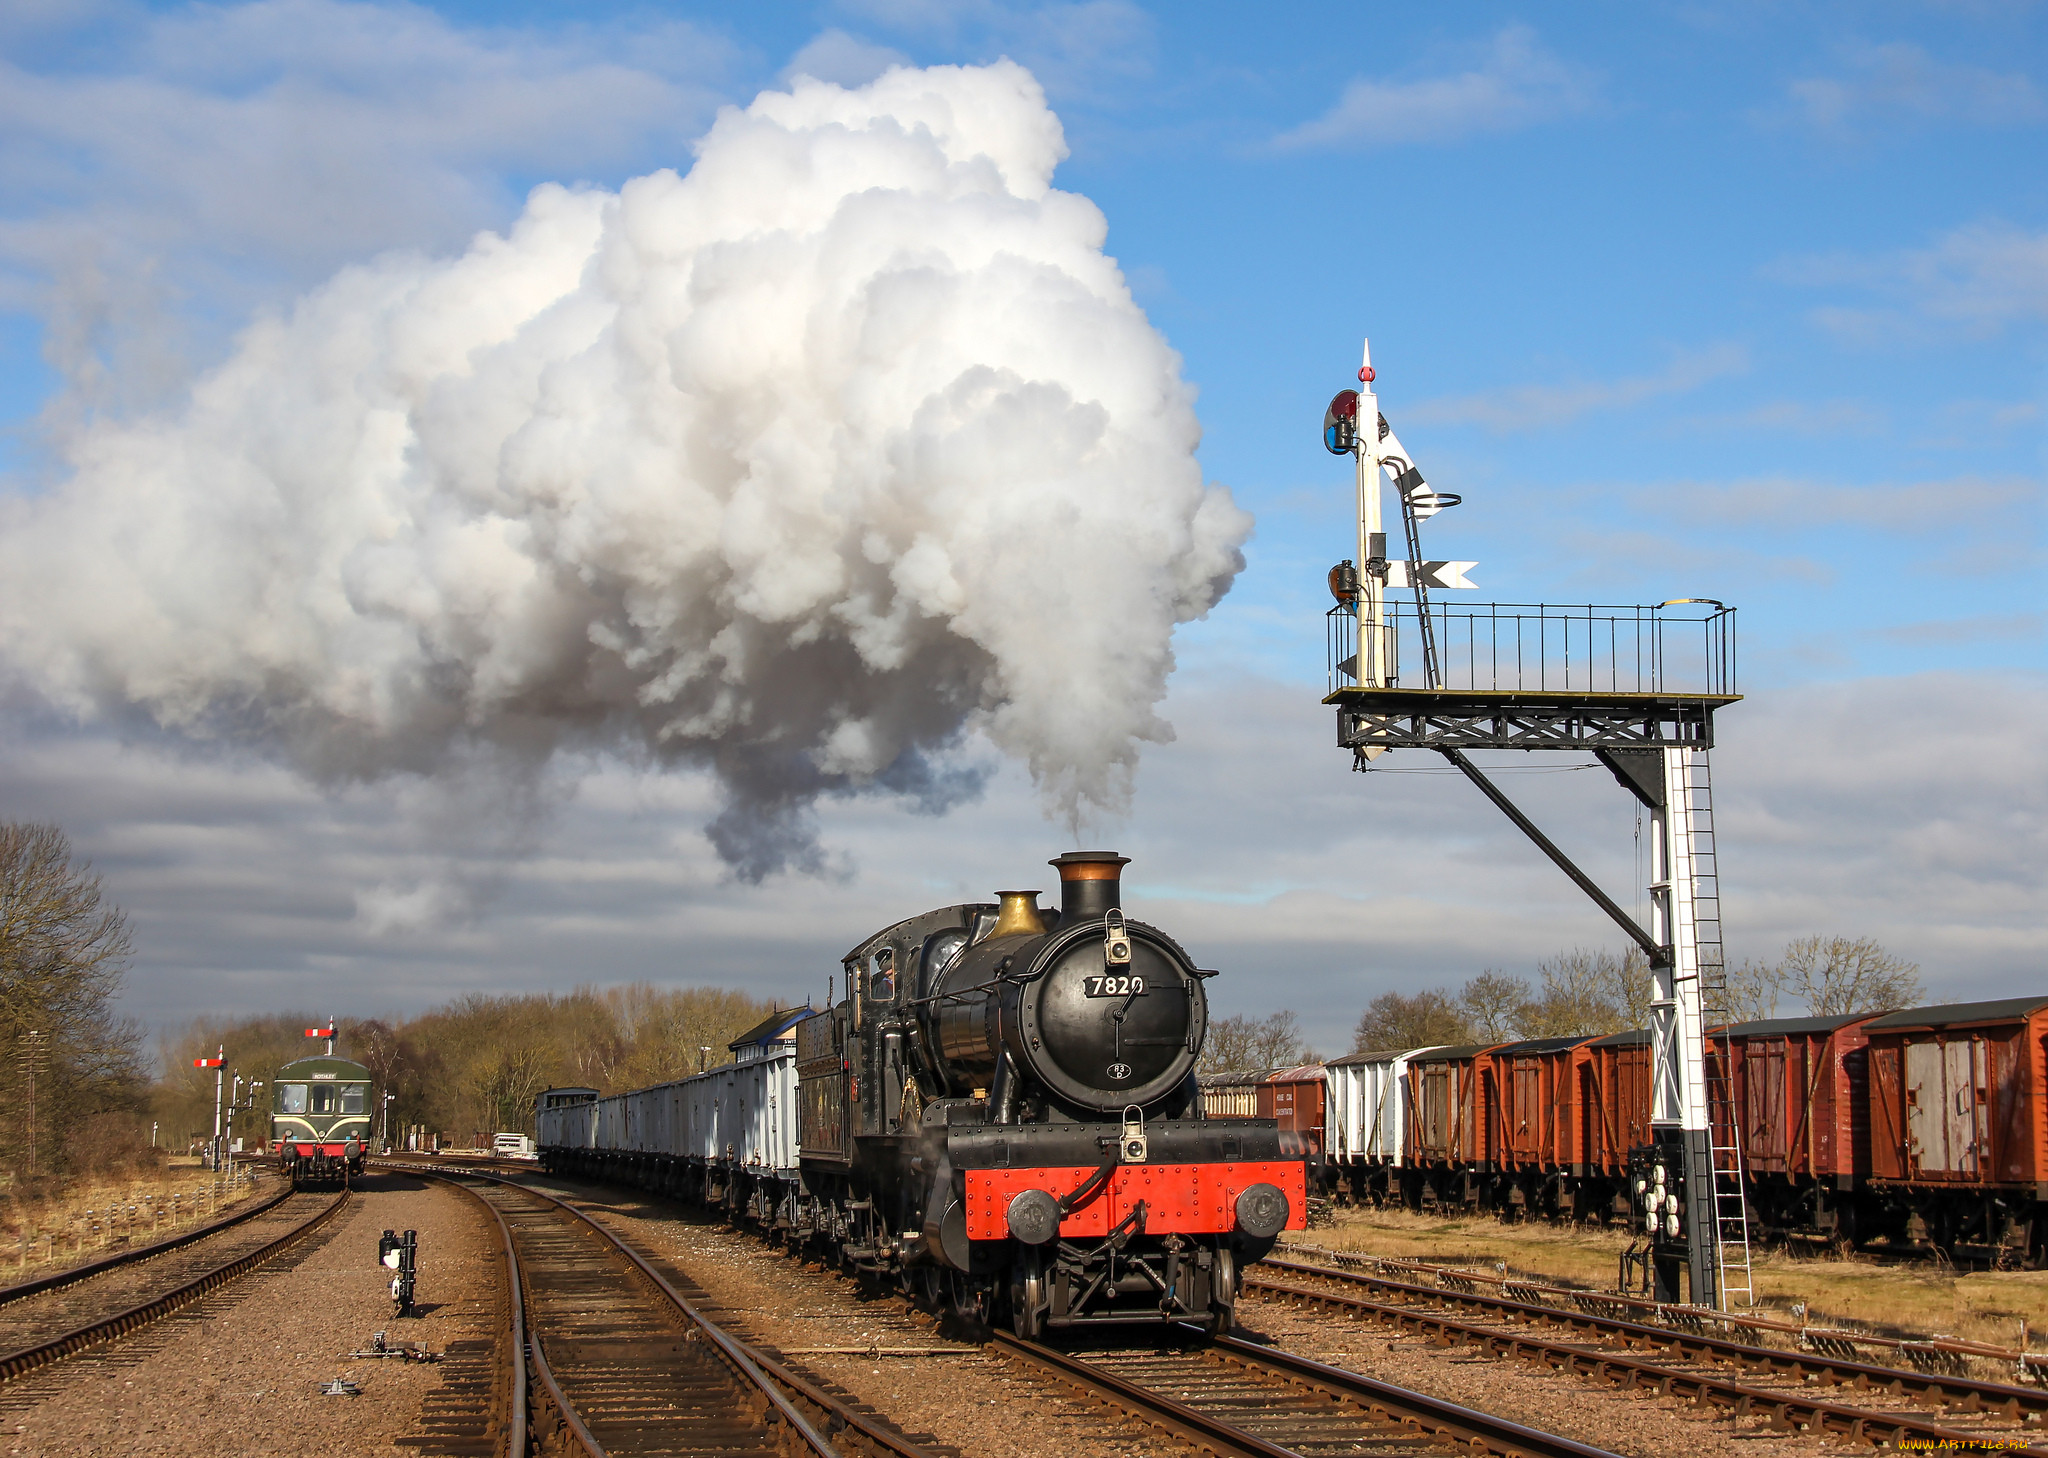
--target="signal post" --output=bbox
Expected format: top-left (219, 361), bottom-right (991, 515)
top-left (1320, 339), bottom-right (1747, 1310)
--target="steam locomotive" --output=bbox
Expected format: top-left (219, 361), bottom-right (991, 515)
top-left (538, 851), bottom-right (1306, 1336)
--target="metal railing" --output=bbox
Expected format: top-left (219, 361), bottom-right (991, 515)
top-left (1328, 600), bottom-right (1736, 698)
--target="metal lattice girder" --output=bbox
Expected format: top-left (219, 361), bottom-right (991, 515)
top-left (1333, 695), bottom-right (1734, 752)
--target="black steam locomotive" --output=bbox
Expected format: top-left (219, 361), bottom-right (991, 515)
top-left (540, 850), bottom-right (1306, 1338)
top-left (793, 850), bottom-right (1304, 1336)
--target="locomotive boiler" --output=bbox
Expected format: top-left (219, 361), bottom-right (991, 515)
top-left (794, 850), bottom-right (1305, 1336)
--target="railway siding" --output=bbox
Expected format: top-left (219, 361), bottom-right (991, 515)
top-left (1247, 1258), bottom-right (2048, 1455)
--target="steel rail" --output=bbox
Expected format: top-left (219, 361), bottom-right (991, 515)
top-left (1247, 1269), bottom-right (2048, 1454)
top-left (530, 1330), bottom-right (606, 1458)
top-left (397, 1158), bottom-right (1611, 1458)
top-left (1260, 1256), bottom-right (2048, 1421)
top-left (1280, 1243), bottom-right (2048, 1373)
top-left (988, 1331), bottom-right (1295, 1458)
top-left (0, 1189), bottom-right (350, 1384)
top-left (401, 1164), bottom-right (886, 1458)
top-left (989, 1328), bottom-right (1617, 1458)
top-left (1208, 1330), bottom-right (1623, 1458)
top-left (434, 1175), bottom-right (532, 1458)
top-left (0, 1180), bottom-right (292, 1308)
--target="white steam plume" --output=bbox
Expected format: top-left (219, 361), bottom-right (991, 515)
top-left (0, 62), bottom-right (1249, 879)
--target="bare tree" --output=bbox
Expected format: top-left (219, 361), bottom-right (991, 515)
top-left (1716, 958), bottom-right (1787, 1025)
top-left (1516, 948), bottom-right (1631, 1039)
top-left (0, 822), bottom-right (146, 1178)
top-left (1199, 1011), bottom-right (1310, 1075)
top-left (1778, 936), bottom-right (1922, 1017)
top-left (1458, 971), bottom-right (1528, 1042)
top-left (1351, 989), bottom-right (1474, 1053)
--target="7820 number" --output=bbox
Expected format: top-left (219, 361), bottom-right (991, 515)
top-left (1084, 974), bottom-right (1146, 998)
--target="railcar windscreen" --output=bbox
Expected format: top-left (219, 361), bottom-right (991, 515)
top-left (278, 1084), bottom-right (307, 1113)
top-left (341, 1085), bottom-right (367, 1113)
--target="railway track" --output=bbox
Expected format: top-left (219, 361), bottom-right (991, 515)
top-left (410, 1165), bottom-right (957, 1458)
top-left (1249, 1254), bottom-right (2048, 1454)
top-left (994, 1327), bottom-right (1618, 1458)
top-left (408, 1163), bottom-right (1615, 1458)
top-left (0, 1187), bottom-right (349, 1385)
top-left (0, 1176), bottom-right (292, 1310)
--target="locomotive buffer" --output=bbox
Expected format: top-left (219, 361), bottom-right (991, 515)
top-left (1320, 339), bottom-right (1749, 1311)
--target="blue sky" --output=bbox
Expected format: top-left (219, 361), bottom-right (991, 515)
top-left (0, 2), bottom-right (2040, 1043)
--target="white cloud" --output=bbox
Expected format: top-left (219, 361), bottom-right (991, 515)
top-left (784, 29), bottom-right (909, 87)
top-left (0, 62), bottom-right (1250, 882)
top-left (1621, 473), bottom-right (2040, 531)
top-left (1700, 399), bottom-right (1885, 435)
top-left (1404, 343), bottom-right (1747, 432)
top-left (1780, 41), bottom-right (2044, 135)
top-left (835, 0), bottom-right (1157, 99)
top-left (1773, 221), bottom-right (2048, 338)
top-left (0, 0), bottom-right (734, 415)
top-left (1875, 612), bottom-right (2044, 647)
top-left (1271, 25), bottom-right (1596, 152)
top-left (9, 668), bottom-right (2039, 1048)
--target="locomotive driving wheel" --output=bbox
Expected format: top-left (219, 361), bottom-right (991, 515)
top-left (946, 1271), bottom-right (991, 1338)
top-left (908, 1267), bottom-right (943, 1311)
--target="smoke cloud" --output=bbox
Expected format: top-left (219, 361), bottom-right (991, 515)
top-left (0, 62), bottom-right (1249, 879)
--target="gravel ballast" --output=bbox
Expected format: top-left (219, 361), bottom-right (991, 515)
top-left (0, 1170), bottom-right (498, 1458)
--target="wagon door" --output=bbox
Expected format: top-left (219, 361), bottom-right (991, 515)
top-left (1906, 1040), bottom-right (1947, 1174)
top-left (1867, 1045), bottom-right (1904, 1178)
top-left (1746, 1039), bottom-right (1788, 1173)
top-left (1944, 1038), bottom-right (1986, 1177)
top-left (1511, 1056), bottom-right (1542, 1165)
top-left (1418, 1064), bottom-right (1449, 1161)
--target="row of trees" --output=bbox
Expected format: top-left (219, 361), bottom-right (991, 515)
top-left (0, 817), bottom-right (786, 1170)
top-left (158, 984), bottom-right (786, 1151)
top-left (1351, 937), bottom-right (1925, 1055)
top-left (1204, 937), bottom-right (1928, 1074)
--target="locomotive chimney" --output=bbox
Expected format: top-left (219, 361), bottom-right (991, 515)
top-left (1049, 850), bottom-right (1131, 923)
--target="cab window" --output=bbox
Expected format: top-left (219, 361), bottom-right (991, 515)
top-left (278, 1084), bottom-right (308, 1114)
top-left (341, 1085), bottom-right (367, 1114)
top-left (310, 1085), bottom-right (337, 1114)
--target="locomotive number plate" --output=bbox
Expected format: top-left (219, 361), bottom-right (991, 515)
top-left (1084, 974), bottom-right (1146, 997)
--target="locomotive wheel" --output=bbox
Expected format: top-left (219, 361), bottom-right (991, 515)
top-left (1206, 1247), bottom-right (1237, 1337)
top-left (946, 1272), bottom-right (991, 1338)
top-left (909, 1267), bottom-right (943, 1312)
top-left (1010, 1252), bottom-right (1045, 1341)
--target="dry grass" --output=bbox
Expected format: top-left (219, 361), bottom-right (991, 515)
top-left (1288, 1205), bottom-right (2048, 1352)
top-left (0, 1155), bottom-right (271, 1279)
